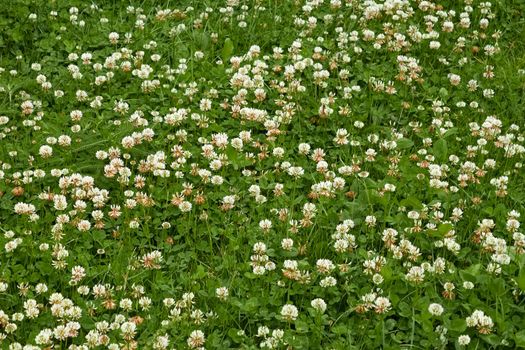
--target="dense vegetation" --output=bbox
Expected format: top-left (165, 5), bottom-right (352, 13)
top-left (0, 0), bottom-right (524, 349)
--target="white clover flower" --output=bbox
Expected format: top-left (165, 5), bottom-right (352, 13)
top-left (216, 287), bottom-right (229, 300)
top-left (429, 41), bottom-right (441, 49)
top-left (311, 298), bottom-right (327, 313)
top-left (428, 303), bottom-right (444, 316)
top-left (280, 304), bottom-right (298, 321)
top-left (319, 276), bottom-right (337, 287)
top-left (458, 335), bottom-right (471, 346)
top-left (39, 145), bottom-right (53, 158)
top-left (179, 201), bottom-right (192, 212)
top-left (108, 32), bottom-right (119, 43)
top-left (77, 220), bottom-right (91, 232)
top-left (316, 259), bottom-right (335, 274)
top-left (373, 297), bottom-right (391, 314)
top-left (259, 219), bottom-right (272, 232)
top-left (281, 238), bottom-right (293, 251)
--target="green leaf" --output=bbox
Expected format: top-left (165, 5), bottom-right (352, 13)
top-left (460, 264), bottom-right (482, 284)
top-left (331, 324), bottom-right (348, 335)
top-left (193, 265), bottom-right (207, 279)
top-left (398, 301), bottom-right (411, 317)
top-left (433, 139), bottom-right (448, 161)
top-left (443, 128), bottom-right (458, 138)
top-left (399, 196), bottom-right (423, 209)
top-left (385, 318), bottom-right (396, 330)
top-left (487, 277), bottom-right (506, 296)
top-left (437, 223), bottom-right (454, 235)
top-left (244, 297), bottom-right (259, 312)
top-left (516, 330), bottom-right (525, 348)
top-left (227, 328), bottom-right (244, 343)
top-left (449, 319), bottom-right (467, 333)
top-left (481, 334), bottom-right (501, 346)
top-left (295, 319), bottom-right (309, 333)
top-left (221, 38), bottom-right (234, 62)
top-left (396, 138), bottom-right (414, 149)
top-left (439, 87), bottom-right (449, 98)
top-left (382, 265), bottom-right (393, 281)
top-left (92, 230), bottom-right (105, 242)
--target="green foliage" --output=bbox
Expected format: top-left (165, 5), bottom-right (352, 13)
top-left (0, 0), bottom-right (524, 349)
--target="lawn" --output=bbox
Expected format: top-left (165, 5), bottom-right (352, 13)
top-left (0, 0), bottom-right (525, 349)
